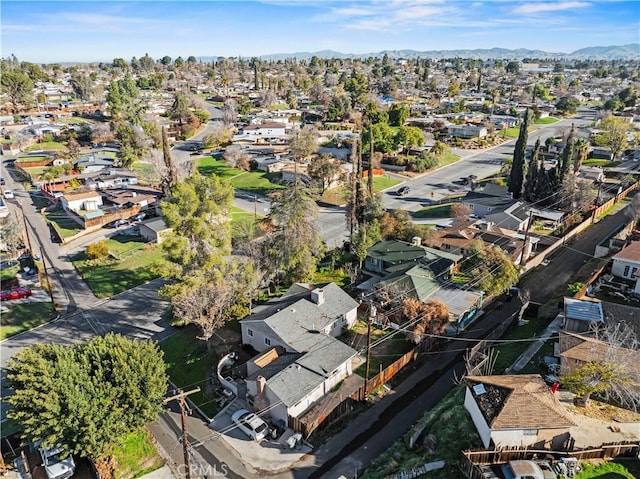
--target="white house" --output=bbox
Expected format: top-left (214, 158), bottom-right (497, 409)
top-left (611, 241), bottom-right (640, 281)
top-left (60, 191), bottom-right (103, 212)
top-left (446, 124), bottom-right (488, 139)
top-left (464, 375), bottom-right (575, 449)
top-left (240, 282), bottom-right (360, 425)
top-left (242, 122), bottom-right (286, 137)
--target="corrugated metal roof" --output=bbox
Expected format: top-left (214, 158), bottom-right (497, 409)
top-left (564, 298), bottom-right (604, 323)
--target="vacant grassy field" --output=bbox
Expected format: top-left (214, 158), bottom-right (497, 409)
top-left (363, 386), bottom-right (481, 479)
top-left (197, 157), bottom-right (284, 195)
top-left (0, 302), bottom-right (55, 340)
top-left (111, 429), bottom-right (164, 479)
top-left (160, 326), bottom-right (219, 418)
top-left (73, 236), bottom-right (162, 297)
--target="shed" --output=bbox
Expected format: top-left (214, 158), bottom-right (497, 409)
top-left (139, 217), bottom-right (172, 244)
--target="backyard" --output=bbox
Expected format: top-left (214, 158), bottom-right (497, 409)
top-left (72, 235), bottom-right (162, 297)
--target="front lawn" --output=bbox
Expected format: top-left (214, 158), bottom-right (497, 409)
top-left (413, 203), bottom-right (452, 219)
top-left (159, 326), bottom-right (219, 418)
top-left (111, 429), bottom-right (164, 479)
top-left (0, 302), bottom-right (56, 340)
top-left (72, 236), bottom-right (162, 298)
top-left (23, 141), bottom-right (67, 152)
top-left (197, 157), bottom-right (284, 195)
top-left (44, 209), bottom-right (84, 238)
top-left (534, 116), bottom-right (560, 125)
top-left (439, 152), bottom-right (461, 167)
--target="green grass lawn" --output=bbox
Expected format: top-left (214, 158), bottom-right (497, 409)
top-left (363, 386), bottom-right (481, 479)
top-left (413, 203), bottom-right (452, 219)
top-left (230, 205), bottom-right (261, 239)
top-left (197, 157), bottom-right (284, 195)
top-left (29, 192), bottom-right (52, 210)
top-left (313, 265), bottom-right (350, 288)
top-left (111, 429), bottom-right (164, 479)
top-left (439, 152), bottom-right (461, 167)
top-left (44, 209), bottom-right (84, 238)
top-left (160, 326), bottom-right (220, 419)
top-left (575, 460), bottom-right (640, 479)
top-left (372, 175), bottom-right (403, 191)
top-left (23, 141), bottom-right (67, 152)
top-left (0, 302), bottom-right (56, 340)
top-left (73, 236), bottom-right (162, 297)
top-left (534, 116), bottom-right (560, 125)
top-left (583, 159), bottom-right (616, 167)
top-left (0, 265), bottom-right (19, 281)
top-left (23, 166), bottom-right (49, 179)
top-left (491, 316), bottom-right (553, 374)
top-left (57, 117), bottom-right (91, 125)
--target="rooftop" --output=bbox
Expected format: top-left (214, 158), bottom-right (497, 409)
top-left (613, 241), bottom-right (640, 263)
top-left (564, 298), bottom-right (605, 323)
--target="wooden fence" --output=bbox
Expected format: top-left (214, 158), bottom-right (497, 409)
top-left (350, 348), bottom-right (419, 401)
top-left (459, 442), bottom-right (639, 479)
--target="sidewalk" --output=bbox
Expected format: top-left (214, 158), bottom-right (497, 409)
top-left (506, 314), bottom-right (564, 374)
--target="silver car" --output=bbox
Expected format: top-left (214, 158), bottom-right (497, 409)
top-left (231, 409), bottom-right (269, 441)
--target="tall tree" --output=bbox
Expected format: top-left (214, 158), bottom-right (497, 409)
top-left (7, 334), bottom-right (166, 465)
top-left (524, 138), bottom-right (541, 202)
top-left (508, 109), bottom-right (531, 199)
top-left (462, 240), bottom-right (519, 295)
top-left (595, 115), bottom-right (631, 160)
top-left (70, 73), bottom-right (94, 101)
top-left (265, 187), bottom-right (323, 282)
top-left (160, 127), bottom-right (177, 196)
top-left (0, 69), bottom-right (33, 113)
top-left (308, 153), bottom-right (343, 195)
top-left (159, 173), bottom-right (234, 281)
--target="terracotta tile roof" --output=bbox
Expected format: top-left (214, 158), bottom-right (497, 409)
top-left (466, 375), bottom-right (575, 429)
top-left (613, 241), bottom-right (640, 263)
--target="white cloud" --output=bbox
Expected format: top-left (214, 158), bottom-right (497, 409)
top-left (512, 1), bottom-right (591, 14)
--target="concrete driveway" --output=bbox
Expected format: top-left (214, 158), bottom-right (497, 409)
top-left (210, 400), bottom-right (312, 476)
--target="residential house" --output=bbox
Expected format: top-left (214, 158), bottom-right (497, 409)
top-left (485, 202), bottom-right (532, 232)
top-left (101, 186), bottom-right (162, 210)
top-left (240, 283), bottom-right (360, 427)
top-left (60, 190), bottom-right (103, 212)
top-left (563, 297), bottom-right (605, 334)
top-left (446, 123), bottom-right (488, 139)
top-left (464, 375), bottom-right (575, 449)
top-left (242, 122), bottom-right (286, 137)
top-left (138, 217), bottom-right (172, 244)
top-left (362, 239), bottom-right (483, 330)
top-left (461, 184), bottom-right (515, 219)
top-left (611, 241), bottom-right (640, 281)
top-left (73, 154), bottom-right (116, 173)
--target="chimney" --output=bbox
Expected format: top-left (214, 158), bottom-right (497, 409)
top-left (256, 375), bottom-right (266, 396)
top-left (412, 236), bottom-right (421, 246)
top-left (311, 288), bottom-right (325, 305)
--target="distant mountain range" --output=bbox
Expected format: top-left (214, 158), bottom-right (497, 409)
top-left (198, 44), bottom-right (639, 62)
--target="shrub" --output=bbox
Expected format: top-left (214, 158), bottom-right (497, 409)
top-left (86, 241), bottom-right (110, 261)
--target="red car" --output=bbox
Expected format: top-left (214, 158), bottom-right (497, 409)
top-left (0, 291), bottom-right (10, 301)
top-left (13, 287), bottom-right (32, 299)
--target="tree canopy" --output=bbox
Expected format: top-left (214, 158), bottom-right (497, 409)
top-left (462, 240), bottom-right (519, 295)
top-left (7, 334), bottom-right (167, 460)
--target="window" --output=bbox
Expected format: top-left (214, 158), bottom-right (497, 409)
top-left (632, 267), bottom-right (638, 278)
top-left (264, 337), bottom-right (271, 346)
top-left (247, 329), bottom-right (253, 337)
top-left (624, 265), bottom-right (630, 277)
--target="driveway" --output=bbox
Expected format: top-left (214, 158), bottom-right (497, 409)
top-left (209, 400), bottom-right (312, 476)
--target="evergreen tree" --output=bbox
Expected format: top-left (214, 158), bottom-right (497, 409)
top-left (559, 124), bottom-right (575, 181)
top-left (508, 109), bottom-right (530, 199)
top-left (524, 138), bottom-right (541, 202)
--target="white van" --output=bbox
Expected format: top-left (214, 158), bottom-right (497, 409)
top-left (39, 446), bottom-right (76, 479)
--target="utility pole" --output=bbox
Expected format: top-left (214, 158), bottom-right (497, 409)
top-left (18, 201), bottom-right (33, 254)
top-left (164, 387), bottom-right (200, 479)
top-left (363, 302), bottom-right (376, 396)
top-left (40, 248), bottom-right (55, 308)
top-left (519, 209), bottom-right (534, 268)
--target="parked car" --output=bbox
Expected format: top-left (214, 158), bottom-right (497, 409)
top-left (397, 186), bottom-right (411, 196)
top-left (0, 177), bottom-right (5, 185)
top-left (39, 446), bottom-right (76, 479)
top-left (231, 409), bottom-right (269, 441)
top-left (3, 189), bottom-right (15, 199)
top-left (131, 212), bottom-right (146, 222)
top-left (104, 219), bottom-right (128, 229)
top-left (0, 291), bottom-right (10, 301)
top-left (13, 287), bottom-right (32, 299)
top-left (4, 290), bottom-right (21, 301)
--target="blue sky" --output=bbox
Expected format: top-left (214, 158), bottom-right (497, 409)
top-left (2, 1), bottom-right (639, 63)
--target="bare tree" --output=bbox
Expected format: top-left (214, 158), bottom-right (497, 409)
top-left (221, 100), bottom-right (238, 127)
top-left (451, 202), bottom-right (473, 223)
top-left (223, 145), bottom-right (250, 170)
